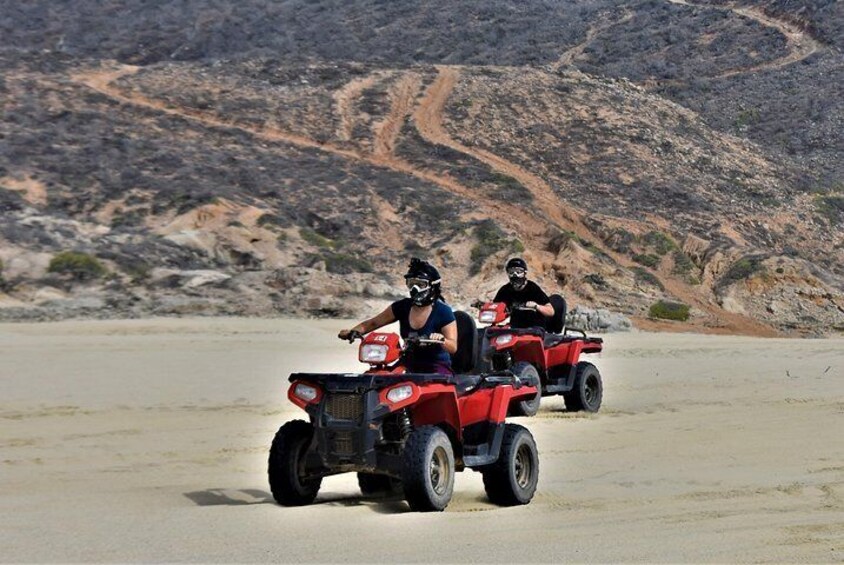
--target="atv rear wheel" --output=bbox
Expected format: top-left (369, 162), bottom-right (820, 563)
top-left (402, 426), bottom-right (455, 512)
top-left (481, 423), bottom-right (539, 506)
top-left (357, 473), bottom-right (402, 497)
top-left (268, 420), bottom-right (322, 506)
top-left (563, 361), bottom-right (603, 412)
top-left (509, 361), bottom-right (541, 417)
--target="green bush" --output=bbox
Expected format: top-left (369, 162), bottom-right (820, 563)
top-left (815, 195), bottom-right (843, 224)
top-left (672, 250), bottom-right (695, 275)
top-left (721, 256), bottom-right (766, 286)
top-left (632, 253), bottom-right (660, 268)
top-left (310, 251), bottom-right (372, 274)
top-left (300, 227), bottom-right (336, 249)
top-left (546, 230), bottom-right (579, 254)
top-left (470, 220), bottom-right (521, 275)
top-left (257, 214), bottom-right (286, 229)
top-left (490, 173), bottom-right (531, 199)
top-left (632, 267), bottom-right (665, 290)
top-left (642, 231), bottom-right (677, 255)
top-left (48, 252), bottom-right (107, 281)
top-left (583, 273), bottom-right (608, 290)
top-left (649, 300), bottom-right (690, 321)
top-left (110, 210), bottom-right (145, 229)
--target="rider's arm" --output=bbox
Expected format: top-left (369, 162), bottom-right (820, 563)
top-left (338, 306), bottom-right (396, 339)
top-left (430, 321), bottom-right (458, 355)
top-left (526, 284), bottom-right (554, 317)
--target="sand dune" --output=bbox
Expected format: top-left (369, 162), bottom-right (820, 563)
top-left (1, 318), bottom-right (842, 562)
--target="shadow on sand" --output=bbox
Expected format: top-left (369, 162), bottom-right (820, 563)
top-left (183, 488), bottom-right (409, 514)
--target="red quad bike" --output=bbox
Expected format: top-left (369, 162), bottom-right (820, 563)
top-left (268, 311), bottom-right (541, 512)
top-left (476, 295), bottom-right (604, 417)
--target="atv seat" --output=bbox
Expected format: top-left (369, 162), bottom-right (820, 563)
top-left (454, 374), bottom-right (482, 396)
top-left (545, 294), bottom-right (567, 334)
top-left (450, 310), bottom-right (479, 374)
top-left (543, 333), bottom-right (567, 348)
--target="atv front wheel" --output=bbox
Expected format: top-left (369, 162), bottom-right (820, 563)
top-left (268, 419), bottom-right (322, 506)
top-left (509, 361), bottom-right (541, 417)
top-left (563, 361), bottom-right (603, 412)
top-left (482, 423), bottom-right (539, 506)
top-left (357, 473), bottom-right (402, 497)
top-left (402, 426), bottom-right (455, 511)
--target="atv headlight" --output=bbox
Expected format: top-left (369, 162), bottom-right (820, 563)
top-left (386, 384), bottom-right (413, 404)
top-left (293, 383), bottom-right (319, 402)
top-left (479, 310), bottom-right (497, 323)
top-left (360, 344), bottom-right (389, 363)
top-left (495, 334), bottom-right (513, 346)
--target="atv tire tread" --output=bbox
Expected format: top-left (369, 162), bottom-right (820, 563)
top-left (563, 361), bottom-right (603, 412)
top-left (402, 426), bottom-right (455, 512)
top-left (268, 419), bottom-right (322, 506)
top-left (482, 423), bottom-right (539, 506)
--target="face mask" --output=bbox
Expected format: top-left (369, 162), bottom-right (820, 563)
top-left (507, 268), bottom-right (527, 290)
top-left (409, 287), bottom-right (433, 306)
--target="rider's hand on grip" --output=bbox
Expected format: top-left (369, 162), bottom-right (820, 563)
top-left (338, 329), bottom-right (363, 342)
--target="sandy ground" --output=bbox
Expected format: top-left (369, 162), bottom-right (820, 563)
top-left (1, 318), bottom-right (842, 563)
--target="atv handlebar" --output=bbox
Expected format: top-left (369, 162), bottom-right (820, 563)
top-left (403, 335), bottom-right (445, 347)
top-left (341, 330), bottom-right (364, 343)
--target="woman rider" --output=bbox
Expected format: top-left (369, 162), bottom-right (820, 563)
top-left (338, 258), bottom-right (457, 374)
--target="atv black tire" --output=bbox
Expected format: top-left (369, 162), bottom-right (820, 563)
top-left (401, 426), bottom-right (455, 512)
top-left (268, 419), bottom-right (322, 506)
top-left (563, 361), bottom-right (603, 412)
top-left (482, 423), bottom-right (539, 506)
top-left (357, 473), bottom-right (402, 497)
top-left (509, 361), bottom-right (542, 417)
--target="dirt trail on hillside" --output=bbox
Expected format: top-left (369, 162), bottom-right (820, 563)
top-left (373, 73), bottom-right (422, 157)
top-left (666, 0), bottom-right (823, 77)
top-left (413, 67), bottom-right (779, 336)
top-left (553, 12), bottom-right (634, 70)
top-left (73, 66), bottom-right (552, 244)
top-left (332, 72), bottom-right (382, 142)
top-left (73, 64), bottom-right (778, 337)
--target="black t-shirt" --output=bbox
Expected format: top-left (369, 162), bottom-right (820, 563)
top-left (493, 281), bottom-right (550, 329)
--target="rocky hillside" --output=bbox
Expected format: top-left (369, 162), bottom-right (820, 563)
top-left (0, 1), bottom-right (842, 335)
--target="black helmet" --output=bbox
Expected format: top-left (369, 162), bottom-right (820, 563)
top-left (505, 257), bottom-right (528, 290)
top-left (404, 257), bottom-right (442, 306)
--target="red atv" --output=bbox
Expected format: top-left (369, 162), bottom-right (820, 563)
top-left (269, 311), bottom-right (540, 512)
top-left (476, 295), bottom-right (604, 416)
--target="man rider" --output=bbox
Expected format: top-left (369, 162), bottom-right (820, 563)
top-left (492, 257), bottom-right (554, 329)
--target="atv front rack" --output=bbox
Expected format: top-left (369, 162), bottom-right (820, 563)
top-left (289, 371), bottom-right (528, 393)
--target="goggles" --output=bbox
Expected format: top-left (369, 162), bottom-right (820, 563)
top-left (506, 267), bottom-right (527, 277)
top-left (405, 277), bottom-right (431, 291)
